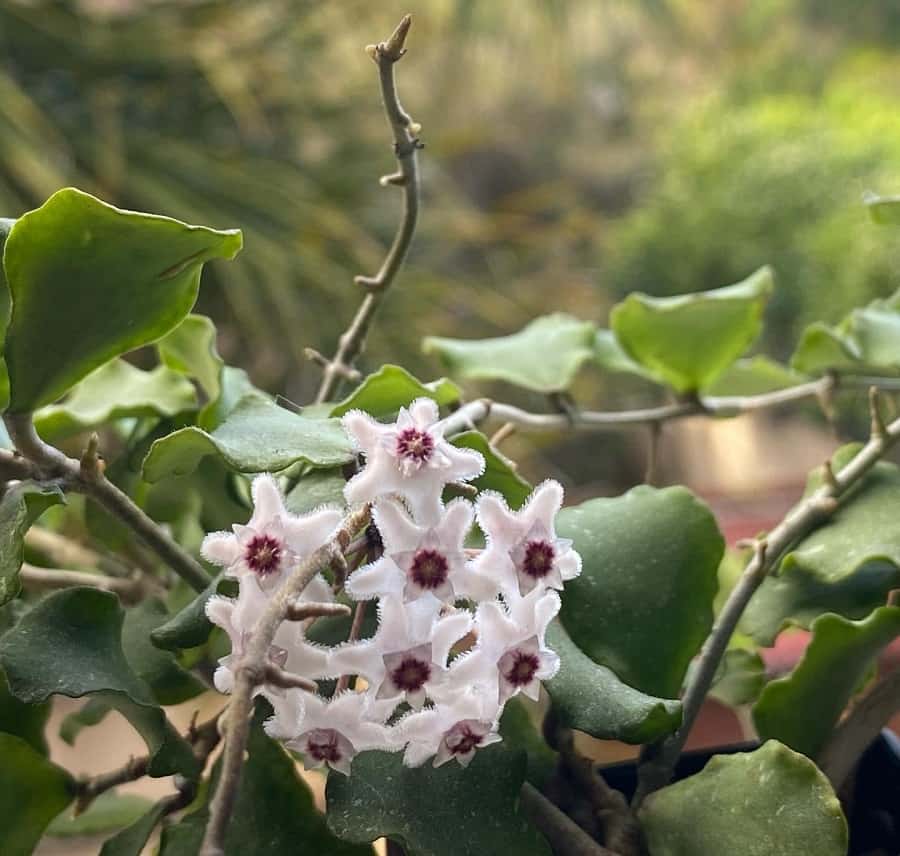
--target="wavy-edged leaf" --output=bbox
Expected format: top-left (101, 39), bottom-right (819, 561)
top-left (610, 266), bottom-right (774, 393)
top-left (158, 314), bottom-right (223, 403)
top-left (544, 621), bottom-right (681, 743)
top-left (48, 791), bottom-right (154, 840)
top-left (0, 665), bottom-right (50, 753)
top-left (423, 313), bottom-right (596, 393)
top-left (331, 365), bottom-right (460, 418)
top-left (142, 391), bottom-right (354, 482)
top-left (593, 328), bottom-right (656, 380)
top-left (59, 697), bottom-right (112, 746)
top-left (0, 480), bottom-right (63, 604)
top-left (449, 430), bottom-right (532, 509)
top-left (558, 485), bottom-right (724, 697)
top-left (638, 741), bottom-right (847, 856)
top-left (705, 356), bottom-right (807, 396)
top-left (34, 359), bottom-right (197, 441)
top-left (0, 587), bottom-right (198, 777)
top-left (0, 733), bottom-right (75, 856)
top-left (98, 800), bottom-right (167, 856)
top-left (150, 571), bottom-right (237, 652)
top-left (2, 188), bottom-right (242, 411)
top-left (326, 745), bottom-right (550, 856)
top-left (285, 467), bottom-right (347, 516)
top-left (753, 607), bottom-right (900, 758)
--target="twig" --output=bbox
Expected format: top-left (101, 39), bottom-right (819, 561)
top-left (520, 782), bottom-right (619, 856)
top-left (314, 15), bottom-right (421, 403)
top-left (0, 447), bottom-right (38, 481)
top-left (19, 564), bottom-right (155, 604)
top-left (200, 503), bottom-right (371, 856)
top-left (489, 421), bottom-right (516, 448)
top-left (819, 669), bottom-right (900, 789)
top-left (24, 526), bottom-right (131, 578)
top-left (335, 600), bottom-right (369, 694)
top-left (284, 600), bottom-right (351, 622)
top-left (632, 406), bottom-right (900, 806)
top-left (3, 413), bottom-right (209, 593)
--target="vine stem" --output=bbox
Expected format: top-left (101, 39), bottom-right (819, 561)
top-left (19, 563), bottom-right (154, 603)
top-left (314, 14), bottom-right (421, 404)
top-left (199, 503), bottom-right (371, 856)
top-left (3, 414), bottom-right (210, 592)
top-left (631, 387), bottom-right (900, 807)
top-left (521, 783), bottom-right (620, 856)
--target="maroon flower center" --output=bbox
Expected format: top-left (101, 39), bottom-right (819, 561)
top-left (306, 729), bottom-right (342, 763)
top-left (395, 427), bottom-right (434, 465)
top-left (390, 656), bottom-right (431, 692)
top-left (521, 540), bottom-right (555, 580)
top-left (409, 549), bottom-right (449, 590)
top-left (446, 723), bottom-right (483, 756)
top-left (244, 534), bottom-right (282, 577)
top-left (503, 649), bottom-right (540, 687)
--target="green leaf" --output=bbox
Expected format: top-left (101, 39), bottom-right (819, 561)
top-left (158, 314), bottom-right (223, 404)
top-left (331, 365), bottom-right (461, 418)
top-left (544, 621), bottom-right (682, 743)
top-left (47, 791), bottom-right (154, 839)
top-left (33, 359), bottom-right (197, 441)
top-left (593, 328), bottom-right (656, 380)
top-left (610, 266), bottom-right (774, 393)
top-left (0, 480), bottom-right (64, 605)
top-left (498, 697), bottom-right (557, 789)
top-left (122, 599), bottom-right (206, 705)
top-left (744, 446), bottom-right (900, 644)
top-left (0, 733), bottom-right (74, 856)
top-left (705, 356), bottom-right (807, 396)
top-left (864, 191), bottom-right (900, 225)
top-left (161, 717), bottom-right (374, 856)
top-left (0, 666), bottom-right (50, 753)
top-left (142, 392), bottom-right (354, 482)
top-left (638, 741), bottom-right (847, 856)
top-left (0, 218), bottom-right (13, 410)
top-left (326, 745), bottom-right (551, 856)
top-left (557, 485), bottom-right (724, 697)
top-left (753, 607), bottom-right (900, 758)
top-left (99, 801), bottom-right (168, 856)
top-left (792, 288), bottom-right (900, 374)
top-left (0, 587), bottom-right (199, 778)
top-left (423, 313), bottom-right (597, 393)
top-left (150, 572), bottom-right (237, 652)
top-left (699, 647), bottom-right (767, 707)
top-left (450, 431), bottom-right (532, 509)
top-left (3, 188), bottom-right (242, 411)
top-left (285, 468), bottom-right (347, 516)
top-left (59, 697), bottom-right (112, 745)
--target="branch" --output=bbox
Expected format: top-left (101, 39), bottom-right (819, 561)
top-left (632, 396), bottom-right (900, 805)
top-left (314, 15), bottom-right (421, 403)
top-left (520, 782), bottom-right (620, 856)
top-left (19, 563), bottom-right (155, 604)
top-left (200, 503), bottom-right (371, 856)
top-left (24, 526), bottom-right (131, 578)
top-left (819, 669), bottom-right (900, 790)
top-left (3, 415), bottom-right (210, 593)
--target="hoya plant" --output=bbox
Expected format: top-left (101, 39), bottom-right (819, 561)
top-left (2, 16), bottom-right (900, 856)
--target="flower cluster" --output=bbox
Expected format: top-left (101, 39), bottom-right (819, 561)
top-left (204, 397), bottom-right (581, 775)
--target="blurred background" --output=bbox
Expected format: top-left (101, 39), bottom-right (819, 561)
top-left (2, 0), bottom-right (899, 495)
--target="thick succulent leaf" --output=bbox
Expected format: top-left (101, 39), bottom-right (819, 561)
top-left (544, 621), bottom-right (682, 743)
top-left (48, 791), bottom-right (154, 840)
top-left (160, 718), bottom-right (374, 856)
top-left (753, 607), bottom-right (900, 758)
top-left (0, 733), bottom-right (75, 856)
top-left (142, 391), bottom-right (354, 482)
top-left (610, 266), bottom-right (774, 393)
top-left (792, 289), bottom-right (900, 374)
top-left (705, 647), bottom-right (766, 707)
top-left (33, 359), bottom-right (197, 441)
top-left (285, 468), bottom-right (347, 516)
top-left (423, 313), bottom-right (597, 393)
top-left (150, 572), bottom-right (237, 652)
top-left (498, 697), bottom-right (557, 789)
top-left (449, 431), bottom-right (532, 509)
top-left (638, 741), bottom-right (847, 856)
top-left (122, 599), bottom-right (206, 705)
top-left (0, 666), bottom-right (50, 753)
top-left (558, 485), bottom-right (724, 697)
top-left (157, 313), bottom-right (223, 407)
top-left (0, 587), bottom-right (198, 777)
top-left (865, 192), bottom-right (900, 225)
top-left (331, 365), bottom-right (460, 418)
top-left (744, 446), bottom-right (900, 644)
top-left (98, 800), bottom-right (167, 856)
top-left (705, 356), bottom-right (807, 396)
top-left (593, 328), bottom-right (656, 379)
top-left (2, 188), bottom-right (242, 411)
top-left (59, 697), bottom-right (113, 745)
top-left (326, 745), bottom-right (551, 856)
top-left (0, 480), bottom-right (64, 604)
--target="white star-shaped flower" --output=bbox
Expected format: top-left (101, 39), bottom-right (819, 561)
top-left (330, 596), bottom-right (473, 709)
top-left (201, 473), bottom-right (343, 590)
top-left (468, 480), bottom-right (581, 597)
top-left (280, 691), bottom-right (396, 776)
top-left (342, 398), bottom-right (484, 524)
top-left (447, 587), bottom-right (561, 704)
top-left (346, 497), bottom-right (474, 604)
